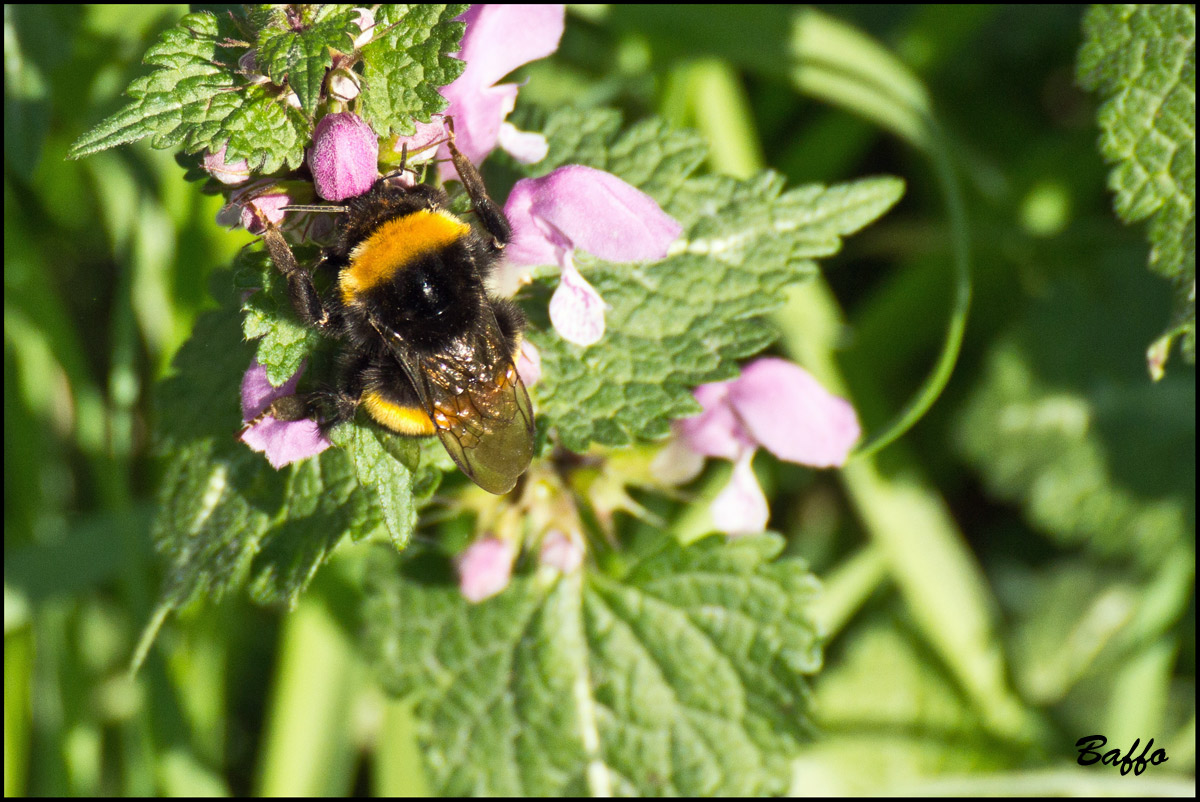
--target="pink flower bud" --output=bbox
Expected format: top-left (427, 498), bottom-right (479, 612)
top-left (308, 112), bottom-right (379, 201)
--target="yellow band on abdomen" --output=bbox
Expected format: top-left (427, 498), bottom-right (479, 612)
top-left (362, 390), bottom-right (436, 436)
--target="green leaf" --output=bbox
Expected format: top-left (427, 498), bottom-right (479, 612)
top-left (358, 4), bottom-right (468, 136)
top-left (1077, 4), bottom-right (1196, 370)
top-left (364, 533), bottom-right (821, 796)
top-left (248, 447), bottom-right (379, 607)
top-left (331, 422), bottom-right (441, 553)
top-left (793, 622), bottom-right (1010, 794)
top-left (152, 283), bottom-right (281, 611)
top-left (254, 5), bottom-right (358, 114)
top-left (66, 10), bottom-right (313, 172)
top-left (68, 12), bottom-right (247, 160)
top-left (523, 110), bottom-right (905, 452)
top-left (70, 6), bottom-right (468, 171)
top-left (957, 265), bottom-right (1195, 565)
top-left (150, 275), bottom-right (385, 616)
top-left (998, 559), bottom-right (1138, 705)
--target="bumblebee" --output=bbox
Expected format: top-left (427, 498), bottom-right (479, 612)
top-left (258, 133), bottom-right (534, 494)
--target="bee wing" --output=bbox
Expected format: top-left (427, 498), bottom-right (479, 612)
top-left (373, 311), bottom-right (534, 494)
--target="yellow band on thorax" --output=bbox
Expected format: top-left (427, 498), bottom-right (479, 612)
top-left (340, 209), bottom-right (470, 305)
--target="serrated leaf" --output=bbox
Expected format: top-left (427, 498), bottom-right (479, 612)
top-left (71, 6), bottom-right (469, 172)
top-left (248, 447), bottom-right (379, 607)
top-left (1077, 4), bottom-right (1196, 369)
top-left (67, 11), bottom-right (311, 172)
top-left (255, 5), bottom-right (358, 114)
top-left (151, 274), bottom-right (380, 617)
top-left (216, 84), bottom-right (312, 174)
top-left (359, 4), bottom-right (468, 136)
top-left (331, 422), bottom-right (437, 552)
top-left (363, 533), bottom-right (822, 796)
top-left (152, 285), bottom-right (282, 611)
top-left (68, 12), bottom-right (242, 160)
top-left (522, 110), bottom-right (905, 451)
top-left (957, 266), bottom-right (1195, 566)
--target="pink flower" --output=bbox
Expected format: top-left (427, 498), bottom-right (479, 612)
top-left (203, 144), bottom-right (251, 185)
top-left (239, 361), bottom-right (331, 469)
top-left (437, 4), bottom-right (565, 174)
top-left (539, 530), bottom-right (584, 574)
top-left (709, 452), bottom-right (769, 536)
top-left (457, 536), bottom-right (516, 602)
top-left (515, 339), bottom-right (542, 387)
top-left (502, 165), bottom-right (682, 346)
top-left (677, 357), bottom-right (861, 535)
top-left (308, 112), bottom-right (379, 201)
top-left (217, 180), bottom-right (292, 233)
top-left (391, 116), bottom-right (451, 166)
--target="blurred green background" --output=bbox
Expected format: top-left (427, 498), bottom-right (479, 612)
top-left (5, 4), bottom-right (1194, 796)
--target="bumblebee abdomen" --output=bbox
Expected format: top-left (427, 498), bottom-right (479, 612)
top-left (339, 209), bottom-right (470, 306)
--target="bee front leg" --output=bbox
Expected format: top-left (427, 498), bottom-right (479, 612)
top-left (260, 224), bottom-right (335, 333)
top-left (444, 119), bottom-right (511, 253)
